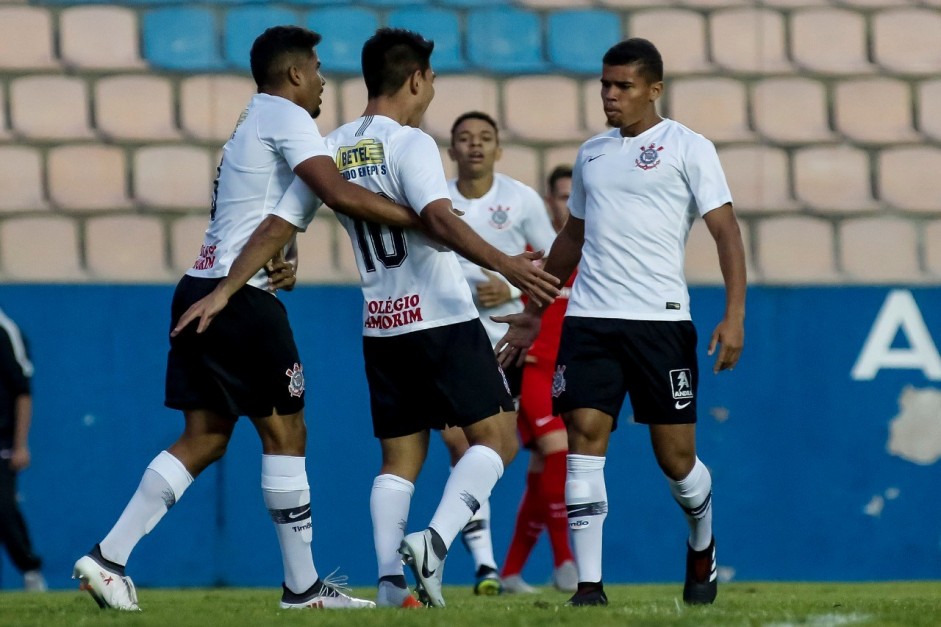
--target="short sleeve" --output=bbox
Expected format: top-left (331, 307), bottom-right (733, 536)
top-left (568, 144), bottom-right (588, 220)
top-left (391, 130), bottom-right (451, 214)
top-left (262, 100), bottom-right (331, 170)
top-left (271, 175), bottom-right (323, 232)
top-left (685, 135), bottom-right (733, 217)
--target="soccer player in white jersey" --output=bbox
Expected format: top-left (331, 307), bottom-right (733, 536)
top-left (495, 38), bottom-right (747, 607)
top-left (272, 28), bottom-right (559, 608)
top-left (72, 26), bottom-right (416, 611)
top-left (437, 111), bottom-right (557, 595)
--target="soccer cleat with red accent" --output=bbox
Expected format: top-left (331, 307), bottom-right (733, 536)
top-left (399, 530), bottom-right (446, 607)
top-left (683, 536), bottom-right (717, 605)
top-left (280, 574), bottom-right (375, 609)
top-left (72, 555), bottom-right (140, 611)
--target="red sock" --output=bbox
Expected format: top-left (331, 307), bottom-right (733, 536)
top-left (542, 450), bottom-right (574, 566)
top-left (501, 471), bottom-right (545, 577)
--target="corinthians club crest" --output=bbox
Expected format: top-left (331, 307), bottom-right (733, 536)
top-left (488, 204), bottom-right (512, 230)
top-left (635, 143), bottom-right (664, 170)
top-left (285, 362), bottom-right (305, 398)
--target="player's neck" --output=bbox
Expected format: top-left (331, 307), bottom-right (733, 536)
top-left (456, 173), bottom-right (494, 199)
top-left (363, 98), bottom-right (416, 127)
top-left (619, 112), bottom-right (663, 138)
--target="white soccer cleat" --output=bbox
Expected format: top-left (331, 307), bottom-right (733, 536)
top-left (280, 573), bottom-right (376, 609)
top-left (376, 580), bottom-right (424, 608)
top-left (399, 530), bottom-right (446, 607)
top-left (502, 574), bottom-right (537, 594)
top-left (23, 570), bottom-right (47, 592)
top-left (72, 555), bottom-right (140, 611)
top-left (553, 560), bottom-right (579, 593)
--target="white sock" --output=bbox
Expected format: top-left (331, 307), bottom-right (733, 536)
top-left (461, 498), bottom-right (497, 571)
top-left (566, 454), bottom-right (607, 584)
top-left (668, 457), bottom-right (713, 551)
top-left (370, 474), bottom-right (414, 580)
top-left (99, 451), bottom-right (193, 566)
top-left (262, 455), bottom-right (317, 594)
top-left (429, 445), bottom-right (503, 552)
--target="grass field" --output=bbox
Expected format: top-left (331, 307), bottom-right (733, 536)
top-left (2, 582), bottom-right (940, 626)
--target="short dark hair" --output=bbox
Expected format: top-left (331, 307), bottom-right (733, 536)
top-left (250, 26), bottom-right (321, 89)
top-left (602, 38), bottom-right (663, 84)
top-left (361, 28), bottom-right (434, 99)
top-left (450, 111), bottom-right (499, 144)
top-left (547, 164), bottom-right (573, 193)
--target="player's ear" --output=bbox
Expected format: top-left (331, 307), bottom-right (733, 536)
top-left (409, 69), bottom-right (423, 95)
top-left (649, 80), bottom-right (664, 103)
top-left (286, 64), bottom-right (302, 87)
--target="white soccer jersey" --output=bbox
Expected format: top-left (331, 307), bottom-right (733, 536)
top-left (567, 118), bottom-right (733, 321)
top-left (317, 115), bottom-right (477, 337)
top-left (448, 173), bottom-right (556, 346)
top-left (186, 94), bottom-right (328, 289)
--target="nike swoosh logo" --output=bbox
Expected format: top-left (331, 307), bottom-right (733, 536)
top-left (587, 154), bottom-right (604, 162)
top-left (420, 537), bottom-right (436, 578)
top-left (287, 507), bottom-right (311, 520)
top-left (675, 400), bottom-right (692, 410)
top-left (534, 416), bottom-right (554, 427)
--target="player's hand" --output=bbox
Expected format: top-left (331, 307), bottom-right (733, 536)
top-left (496, 250), bottom-right (560, 308)
top-left (708, 316), bottom-right (744, 373)
top-left (171, 289), bottom-right (230, 336)
top-left (492, 310), bottom-right (542, 368)
top-left (9, 446), bottom-right (30, 472)
top-left (477, 269), bottom-right (512, 307)
top-left (265, 252), bottom-right (297, 292)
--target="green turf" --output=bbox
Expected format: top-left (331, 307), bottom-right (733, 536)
top-left (2, 582), bottom-right (940, 626)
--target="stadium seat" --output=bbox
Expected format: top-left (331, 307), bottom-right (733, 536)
top-left (387, 8), bottom-right (463, 72)
top-left (668, 78), bottom-right (753, 142)
top-left (751, 77), bottom-right (834, 144)
top-left (225, 7), bottom-right (300, 72)
top-left (793, 146), bottom-right (879, 212)
top-left (761, 0), bottom-right (830, 5)
top-left (878, 146), bottom-right (941, 213)
top-left (466, 7), bottom-right (548, 73)
top-left (503, 77), bottom-right (583, 141)
top-left (85, 215), bottom-right (171, 282)
top-left (422, 76), bottom-right (499, 141)
top-left (756, 216), bottom-right (839, 283)
top-left (0, 7), bottom-right (57, 70)
top-left (925, 221), bottom-right (941, 277)
top-left (580, 80), bottom-right (609, 136)
top-left (834, 78), bottom-right (918, 144)
top-left (840, 0), bottom-right (914, 6)
top-left (873, 9), bottom-right (941, 75)
top-left (143, 8), bottom-right (225, 71)
top-left (10, 76), bottom-right (94, 140)
top-left (718, 146), bottom-right (798, 213)
top-left (170, 214), bottom-right (208, 276)
top-left (295, 214), bottom-right (344, 283)
top-left (438, 0), bottom-right (506, 6)
top-left (180, 75), bottom-right (256, 141)
top-left (493, 144), bottom-right (539, 190)
top-left (542, 145), bottom-right (580, 179)
top-left (684, 219), bottom-right (755, 285)
top-left (710, 8), bottom-right (793, 75)
top-left (596, 0), bottom-right (665, 6)
top-left (0, 216), bottom-right (85, 281)
top-left (629, 9), bottom-right (712, 74)
top-left (790, 8), bottom-right (874, 74)
top-left (519, 0), bottom-right (593, 7)
top-left (547, 9), bottom-right (622, 74)
top-left (0, 146), bottom-right (46, 211)
top-left (840, 217), bottom-right (920, 282)
top-left (47, 145), bottom-right (131, 211)
top-left (94, 75), bottom-right (180, 141)
top-left (306, 7), bottom-right (379, 74)
top-left (60, 6), bottom-right (145, 70)
top-left (917, 79), bottom-right (941, 141)
top-left (133, 146), bottom-right (213, 209)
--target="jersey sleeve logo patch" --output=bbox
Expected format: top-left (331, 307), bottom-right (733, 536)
top-left (635, 143), bottom-right (664, 170)
top-left (285, 362), bottom-right (305, 398)
top-left (488, 205), bottom-right (513, 230)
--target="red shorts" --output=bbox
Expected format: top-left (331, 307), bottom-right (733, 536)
top-left (517, 357), bottom-right (566, 448)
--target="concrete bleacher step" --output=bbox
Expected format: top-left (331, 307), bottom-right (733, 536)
top-left (47, 144), bottom-right (132, 211)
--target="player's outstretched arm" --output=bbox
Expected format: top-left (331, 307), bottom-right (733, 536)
top-left (171, 215), bottom-right (298, 336)
top-left (703, 203), bottom-right (746, 373)
top-left (294, 156), bottom-right (420, 228)
top-left (420, 199), bottom-right (560, 307)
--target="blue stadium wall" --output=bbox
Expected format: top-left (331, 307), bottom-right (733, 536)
top-left (1, 285), bottom-right (940, 590)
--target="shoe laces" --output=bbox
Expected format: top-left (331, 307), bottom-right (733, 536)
top-left (318, 569), bottom-right (352, 599)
